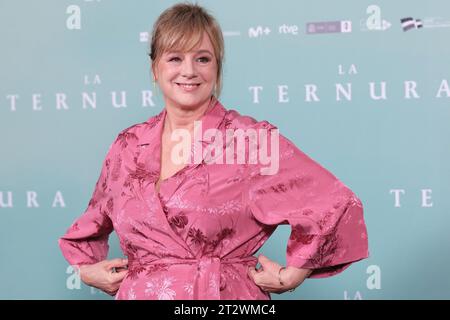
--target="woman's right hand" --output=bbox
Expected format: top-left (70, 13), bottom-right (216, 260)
top-left (78, 258), bottom-right (128, 296)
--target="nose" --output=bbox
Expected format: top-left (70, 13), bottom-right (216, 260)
top-left (181, 58), bottom-right (197, 79)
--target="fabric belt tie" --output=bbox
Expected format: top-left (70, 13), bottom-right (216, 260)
top-left (129, 255), bottom-right (258, 299)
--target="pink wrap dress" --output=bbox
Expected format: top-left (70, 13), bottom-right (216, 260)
top-left (59, 96), bottom-right (369, 300)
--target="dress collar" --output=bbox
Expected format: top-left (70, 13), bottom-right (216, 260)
top-left (136, 95), bottom-right (228, 180)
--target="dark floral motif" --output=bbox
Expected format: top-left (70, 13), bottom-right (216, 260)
top-left (127, 250), bottom-right (170, 278)
top-left (106, 197), bottom-right (114, 215)
top-left (317, 209), bottom-right (337, 233)
top-left (220, 115), bottom-right (234, 129)
top-left (122, 238), bottom-right (138, 258)
top-left (145, 263), bottom-right (170, 276)
top-left (169, 214), bottom-right (188, 229)
top-left (123, 175), bottom-right (133, 188)
top-left (207, 227), bottom-right (236, 251)
top-left (255, 176), bottom-right (312, 196)
top-left (127, 162), bottom-right (159, 188)
top-left (187, 227), bottom-right (207, 246)
top-left (111, 154), bottom-right (122, 181)
top-left (101, 176), bottom-right (108, 193)
top-left (88, 173), bottom-right (108, 209)
top-left (147, 112), bottom-right (163, 129)
top-left (92, 218), bottom-right (112, 234)
top-left (67, 222), bottom-right (79, 233)
top-left (122, 239), bottom-right (144, 280)
top-left (140, 221), bottom-right (154, 232)
top-left (126, 264), bottom-right (146, 280)
top-left (131, 227), bottom-right (149, 239)
top-left (287, 226), bottom-right (341, 269)
top-left (271, 183), bottom-right (288, 193)
top-left (217, 227), bottom-right (235, 240)
top-left (116, 130), bottom-right (139, 149)
top-left (225, 167), bottom-right (246, 184)
top-left (290, 224), bottom-right (315, 245)
top-left (301, 208), bottom-right (314, 216)
top-left (87, 197), bottom-right (98, 209)
top-left (67, 242), bottom-right (96, 262)
top-left (310, 232), bottom-right (340, 267)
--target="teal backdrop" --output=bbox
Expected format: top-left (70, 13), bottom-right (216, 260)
top-left (1, 0), bottom-right (449, 299)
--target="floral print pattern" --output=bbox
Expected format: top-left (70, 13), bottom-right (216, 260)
top-left (59, 96), bottom-right (369, 299)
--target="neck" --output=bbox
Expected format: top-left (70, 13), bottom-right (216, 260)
top-left (163, 96), bottom-right (214, 133)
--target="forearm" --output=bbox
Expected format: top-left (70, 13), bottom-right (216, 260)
top-left (282, 266), bottom-right (313, 289)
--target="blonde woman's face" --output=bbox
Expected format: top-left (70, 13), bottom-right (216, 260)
top-left (153, 31), bottom-right (218, 111)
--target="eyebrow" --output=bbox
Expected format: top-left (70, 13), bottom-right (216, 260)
top-left (167, 49), bottom-right (213, 55)
top-left (195, 50), bottom-right (213, 55)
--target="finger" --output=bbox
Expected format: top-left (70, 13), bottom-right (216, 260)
top-left (258, 254), bottom-right (268, 264)
top-left (247, 267), bottom-right (255, 278)
top-left (252, 268), bottom-right (278, 287)
top-left (258, 254), bottom-right (278, 269)
top-left (258, 254), bottom-right (274, 270)
top-left (247, 267), bottom-right (258, 281)
top-left (108, 258), bottom-right (128, 268)
top-left (110, 269), bottom-right (128, 282)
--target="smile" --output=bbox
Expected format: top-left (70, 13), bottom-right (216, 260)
top-left (175, 82), bottom-right (201, 91)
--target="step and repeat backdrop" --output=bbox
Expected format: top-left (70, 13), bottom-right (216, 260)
top-left (1, 0), bottom-right (449, 299)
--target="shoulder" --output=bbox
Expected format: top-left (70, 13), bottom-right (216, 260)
top-left (111, 122), bottom-right (144, 150)
top-left (221, 107), bottom-right (278, 131)
top-left (221, 105), bottom-right (299, 157)
top-left (219, 106), bottom-right (292, 151)
top-left (111, 111), bottom-right (163, 150)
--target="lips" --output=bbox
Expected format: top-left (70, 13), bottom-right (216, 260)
top-left (175, 82), bottom-right (201, 91)
top-left (175, 82), bottom-right (201, 87)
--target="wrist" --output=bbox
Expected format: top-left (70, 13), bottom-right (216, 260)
top-left (282, 266), bottom-right (312, 288)
top-left (278, 266), bottom-right (296, 291)
top-left (76, 264), bottom-right (90, 284)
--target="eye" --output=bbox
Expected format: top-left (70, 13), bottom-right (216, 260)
top-left (197, 56), bottom-right (211, 63)
top-left (169, 57), bottom-right (181, 62)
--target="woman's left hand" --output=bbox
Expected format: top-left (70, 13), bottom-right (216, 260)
top-left (247, 254), bottom-right (312, 294)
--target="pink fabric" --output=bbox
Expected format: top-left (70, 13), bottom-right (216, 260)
top-left (59, 96), bottom-right (369, 300)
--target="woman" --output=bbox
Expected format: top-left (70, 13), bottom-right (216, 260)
top-left (59, 3), bottom-right (369, 300)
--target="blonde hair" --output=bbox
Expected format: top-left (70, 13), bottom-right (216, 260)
top-left (149, 2), bottom-right (225, 98)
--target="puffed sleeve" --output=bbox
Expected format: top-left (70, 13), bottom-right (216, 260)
top-left (243, 121), bottom-right (369, 278)
top-left (58, 140), bottom-right (116, 267)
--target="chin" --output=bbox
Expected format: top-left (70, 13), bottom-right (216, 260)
top-left (172, 95), bottom-right (211, 110)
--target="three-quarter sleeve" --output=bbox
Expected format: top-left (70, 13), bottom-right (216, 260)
top-left (243, 121), bottom-right (369, 278)
top-left (58, 141), bottom-right (116, 267)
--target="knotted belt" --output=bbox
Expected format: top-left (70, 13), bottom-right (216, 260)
top-left (128, 255), bottom-right (258, 299)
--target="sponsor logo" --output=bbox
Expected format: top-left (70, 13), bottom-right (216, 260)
top-left (306, 20), bottom-right (352, 34)
top-left (361, 5), bottom-right (391, 31)
top-left (401, 17), bottom-right (423, 31)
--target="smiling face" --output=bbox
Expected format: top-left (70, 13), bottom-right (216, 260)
top-left (152, 31), bottom-right (218, 111)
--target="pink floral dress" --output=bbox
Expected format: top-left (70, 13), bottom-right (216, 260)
top-left (59, 96), bottom-right (369, 300)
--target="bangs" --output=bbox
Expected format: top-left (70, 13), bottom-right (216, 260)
top-left (158, 13), bottom-right (209, 55)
